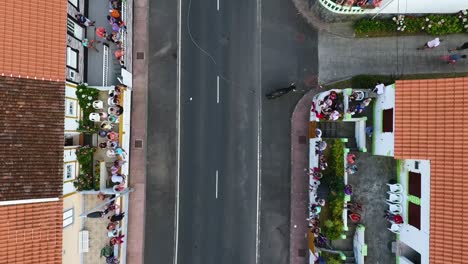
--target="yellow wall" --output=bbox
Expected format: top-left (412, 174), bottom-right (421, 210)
top-left (62, 192), bottom-right (83, 264)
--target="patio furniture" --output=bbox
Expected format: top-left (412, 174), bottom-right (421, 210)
top-left (100, 121), bottom-right (113, 130)
top-left (89, 113), bottom-right (101, 122)
top-left (106, 149), bottom-right (116, 158)
top-left (109, 89), bottom-right (116, 97)
top-left (93, 100), bottom-right (104, 109)
top-left (108, 97), bottom-right (117, 106)
top-left (387, 183), bottom-right (403, 194)
top-left (386, 193), bottom-right (403, 204)
top-left (388, 224), bottom-right (402, 234)
top-left (387, 202), bottom-right (403, 214)
top-left (349, 212), bottom-right (361, 223)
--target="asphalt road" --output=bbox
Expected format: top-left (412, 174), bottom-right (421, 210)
top-left (177, 0), bottom-right (261, 264)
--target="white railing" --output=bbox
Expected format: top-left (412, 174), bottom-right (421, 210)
top-left (102, 44), bottom-right (110, 87)
top-left (318, 0), bottom-right (368, 14)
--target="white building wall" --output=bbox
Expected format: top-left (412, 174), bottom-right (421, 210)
top-left (398, 159), bottom-right (430, 264)
top-left (65, 83), bottom-right (80, 131)
top-left (373, 84), bottom-right (394, 156)
top-left (377, 0), bottom-right (467, 14)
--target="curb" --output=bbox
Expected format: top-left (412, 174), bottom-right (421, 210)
top-left (291, 0), bottom-right (356, 39)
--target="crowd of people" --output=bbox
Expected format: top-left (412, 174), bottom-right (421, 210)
top-left (314, 91), bottom-right (344, 121)
top-left (74, 0), bottom-right (127, 66)
top-left (96, 193), bottom-right (127, 264)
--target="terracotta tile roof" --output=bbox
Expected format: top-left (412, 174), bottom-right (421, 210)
top-left (0, 200), bottom-right (63, 264)
top-left (0, 0), bottom-right (67, 81)
top-left (394, 77), bottom-right (468, 263)
top-left (0, 76), bottom-right (64, 201)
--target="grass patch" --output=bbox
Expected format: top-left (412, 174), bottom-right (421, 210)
top-left (320, 139), bottom-right (346, 240)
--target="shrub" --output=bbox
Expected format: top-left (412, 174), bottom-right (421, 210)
top-left (76, 145), bottom-right (96, 171)
top-left (74, 146), bottom-right (99, 191)
top-left (320, 139), bottom-right (346, 240)
top-left (320, 251), bottom-right (343, 264)
top-left (354, 11), bottom-right (468, 37)
top-left (76, 84), bottom-right (99, 134)
top-left (76, 84), bottom-right (99, 110)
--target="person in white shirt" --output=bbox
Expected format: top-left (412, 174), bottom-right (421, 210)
top-left (110, 174), bottom-right (125, 183)
top-left (373, 82), bottom-right (385, 95)
top-left (419, 37), bottom-right (442, 50)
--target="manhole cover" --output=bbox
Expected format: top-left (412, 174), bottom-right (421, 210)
top-left (298, 249), bottom-right (307, 257)
top-left (298, 135), bottom-right (307, 145)
top-left (136, 52), bottom-right (145, 60)
top-left (134, 139), bottom-right (143, 148)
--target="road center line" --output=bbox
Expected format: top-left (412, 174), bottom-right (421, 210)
top-left (216, 76), bottom-right (220, 104)
top-left (217, 0), bottom-right (219, 11)
top-left (215, 170), bottom-right (219, 199)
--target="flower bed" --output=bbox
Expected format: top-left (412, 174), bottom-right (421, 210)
top-left (320, 139), bottom-right (346, 240)
top-left (354, 11), bottom-right (468, 37)
top-left (76, 84), bottom-right (99, 134)
top-left (73, 146), bottom-right (99, 191)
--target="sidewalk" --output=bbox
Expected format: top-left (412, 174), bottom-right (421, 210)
top-left (289, 87), bottom-right (324, 264)
top-left (126, 0), bottom-right (148, 263)
top-left (319, 33), bottom-right (468, 83)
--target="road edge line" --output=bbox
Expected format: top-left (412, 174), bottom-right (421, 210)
top-left (255, 0), bottom-right (262, 262)
top-left (174, 0), bottom-right (182, 262)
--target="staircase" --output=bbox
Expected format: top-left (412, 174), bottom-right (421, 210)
top-left (330, 224), bottom-right (357, 264)
top-left (316, 121), bottom-right (355, 138)
top-left (316, 121), bottom-right (359, 150)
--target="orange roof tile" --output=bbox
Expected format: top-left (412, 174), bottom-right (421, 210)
top-left (394, 77), bottom-right (468, 263)
top-left (0, 200), bottom-right (63, 264)
top-left (0, 0), bottom-right (67, 81)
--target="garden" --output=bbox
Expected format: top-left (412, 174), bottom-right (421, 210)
top-left (354, 10), bottom-right (468, 37)
top-left (320, 139), bottom-right (346, 240)
top-left (76, 84), bottom-right (100, 134)
top-left (73, 145), bottom-right (100, 191)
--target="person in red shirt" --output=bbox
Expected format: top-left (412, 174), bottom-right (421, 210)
top-left (393, 214), bottom-right (403, 224)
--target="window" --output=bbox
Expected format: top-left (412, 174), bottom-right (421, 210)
top-left (63, 208), bottom-right (74, 228)
top-left (68, 0), bottom-right (79, 9)
top-left (67, 18), bottom-right (83, 40)
top-left (408, 203), bottom-right (421, 230)
top-left (67, 47), bottom-right (78, 70)
top-left (65, 98), bottom-right (77, 117)
top-left (382, 108), bottom-right (394, 132)
top-left (64, 163), bottom-right (76, 181)
top-left (408, 172), bottom-right (421, 198)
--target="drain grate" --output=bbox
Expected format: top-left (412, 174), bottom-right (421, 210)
top-left (136, 52), bottom-right (145, 60)
top-left (134, 139), bottom-right (143, 148)
top-left (298, 249), bottom-right (307, 257)
top-left (298, 135), bottom-right (307, 145)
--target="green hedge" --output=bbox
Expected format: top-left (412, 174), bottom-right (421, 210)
top-left (76, 84), bottom-right (100, 134)
top-left (354, 12), bottom-right (468, 37)
top-left (320, 139), bottom-right (345, 240)
top-left (74, 146), bottom-right (99, 191)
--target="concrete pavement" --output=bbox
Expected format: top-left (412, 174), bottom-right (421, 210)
top-left (177, 0), bottom-right (260, 263)
top-left (126, 0), bottom-right (148, 263)
top-left (319, 33), bottom-right (468, 83)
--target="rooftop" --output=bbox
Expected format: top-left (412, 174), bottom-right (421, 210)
top-left (0, 200), bottom-right (63, 264)
top-left (394, 77), bottom-right (468, 263)
top-left (0, 76), bottom-right (64, 201)
top-left (0, 0), bottom-right (67, 81)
